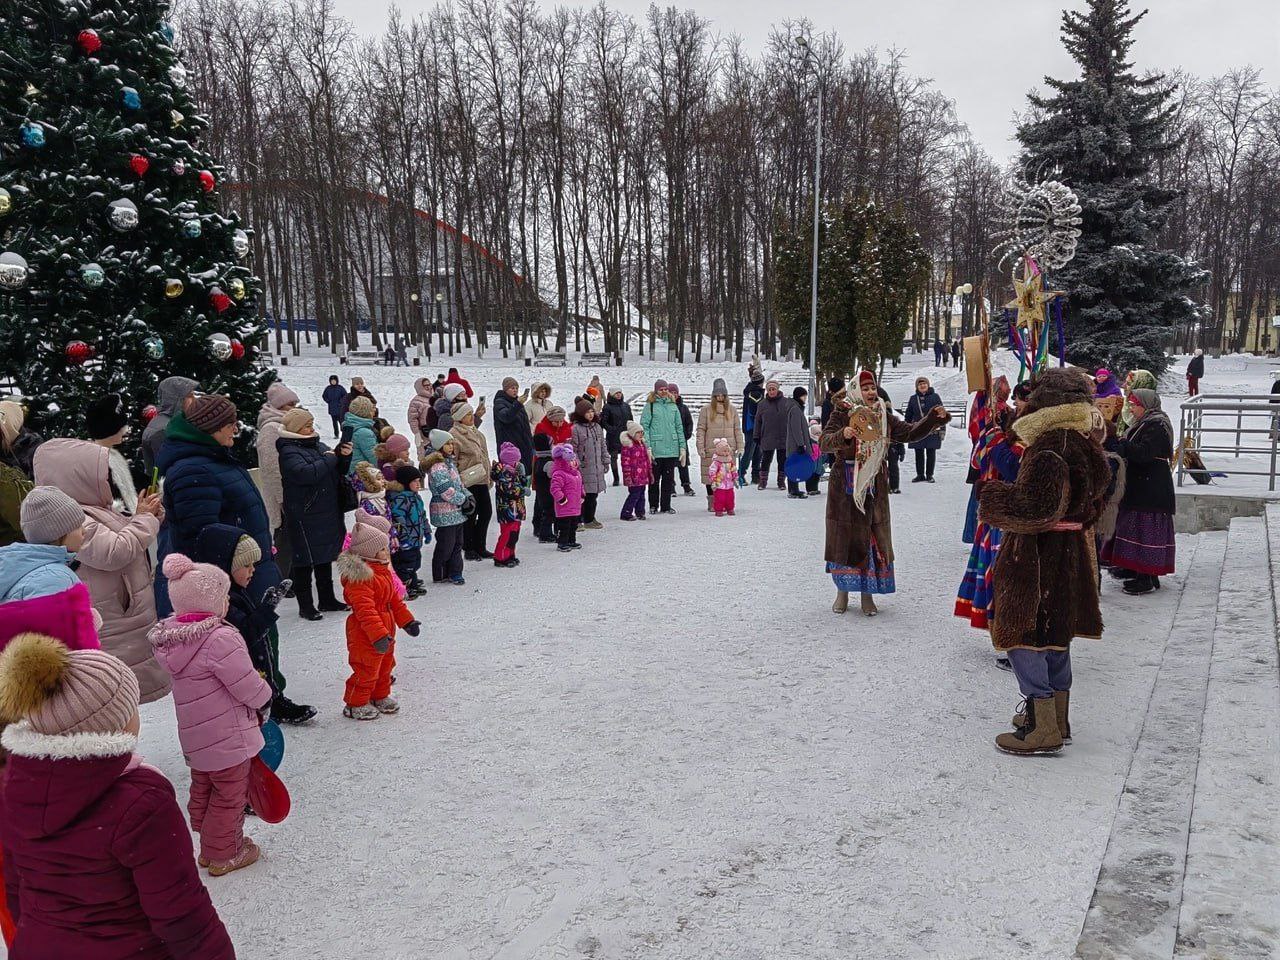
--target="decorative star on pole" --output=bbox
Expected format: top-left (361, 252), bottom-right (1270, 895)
top-left (1005, 268), bottom-right (1065, 334)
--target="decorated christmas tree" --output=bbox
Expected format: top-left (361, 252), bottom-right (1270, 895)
top-left (1016, 0), bottom-right (1206, 377)
top-left (0, 0), bottom-right (272, 464)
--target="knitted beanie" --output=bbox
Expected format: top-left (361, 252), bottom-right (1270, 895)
top-left (281, 407), bottom-right (314, 434)
top-left (163, 554), bottom-right (229, 616)
top-left (712, 378), bottom-right (728, 398)
top-left (0, 634), bottom-right (139, 736)
top-left (502, 377), bottom-right (519, 391)
top-left (552, 443), bottom-right (576, 463)
top-left (348, 396), bottom-right (376, 420)
top-left (498, 442), bottom-right (520, 467)
top-left (19, 486), bottom-right (85, 545)
top-left (385, 433), bottom-right (411, 457)
top-left (232, 535), bottom-right (262, 572)
top-left (452, 402), bottom-right (475, 423)
top-left (0, 399), bottom-right (23, 447)
top-left (85, 393), bottom-right (128, 440)
top-left (428, 429), bottom-right (453, 452)
top-left (395, 464), bottom-right (422, 487)
top-left (443, 383), bottom-right (466, 403)
top-left (188, 394), bottom-right (237, 433)
top-left (349, 513), bottom-right (391, 559)
top-left (545, 405), bottom-right (566, 421)
top-left (653, 379), bottom-right (668, 392)
top-left (668, 383), bottom-right (680, 396)
top-left (266, 382), bottom-right (299, 409)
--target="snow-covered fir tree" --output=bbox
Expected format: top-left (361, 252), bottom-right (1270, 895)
top-left (1016, 0), bottom-right (1206, 377)
top-left (0, 0), bottom-right (272, 464)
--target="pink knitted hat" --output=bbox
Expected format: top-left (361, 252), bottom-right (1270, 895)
top-left (349, 514), bottom-right (391, 560)
top-left (163, 554), bottom-right (230, 616)
top-left (0, 634), bottom-right (139, 736)
top-left (384, 433), bottom-right (411, 457)
top-left (266, 382), bottom-right (300, 409)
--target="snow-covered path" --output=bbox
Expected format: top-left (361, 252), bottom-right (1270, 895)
top-left (134, 360), bottom-right (1186, 957)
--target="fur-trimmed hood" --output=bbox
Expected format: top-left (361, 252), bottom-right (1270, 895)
top-left (2, 722), bottom-right (139, 838)
top-left (336, 550), bottom-right (376, 583)
top-left (147, 615), bottom-right (223, 676)
top-left (1012, 402), bottom-right (1096, 447)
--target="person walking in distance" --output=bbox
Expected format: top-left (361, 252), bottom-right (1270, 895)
top-left (1185, 348), bottom-right (1204, 397)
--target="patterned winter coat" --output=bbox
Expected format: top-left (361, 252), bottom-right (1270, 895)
top-left (337, 551), bottom-right (414, 649)
top-left (619, 435), bottom-right (653, 487)
top-left (570, 420), bottom-right (609, 495)
top-left (707, 455), bottom-right (738, 491)
top-left (425, 452), bottom-right (469, 527)
top-left (33, 440), bottom-right (169, 703)
top-left (149, 614), bottom-right (272, 772)
top-left (388, 488), bottom-right (431, 550)
top-left (550, 459), bottom-right (585, 518)
top-left (491, 462), bottom-right (528, 523)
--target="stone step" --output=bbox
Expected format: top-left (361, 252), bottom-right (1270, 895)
top-left (1075, 533), bottom-right (1226, 960)
top-left (1173, 515), bottom-right (1280, 958)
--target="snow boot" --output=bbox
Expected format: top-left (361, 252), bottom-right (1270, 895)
top-left (707, 493), bottom-right (714, 512)
top-left (1107, 566), bottom-right (1138, 581)
top-left (272, 696), bottom-right (317, 725)
top-left (1012, 691), bottom-right (1071, 742)
top-left (1123, 573), bottom-right (1156, 595)
top-left (207, 839), bottom-right (260, 877)
top-left (860, 593), bottom-right (878, 617)
top-left (832, 590), bottom-right (849, 614)
top-left (373, 696), bottom-right (399, 715)
top-left (343, 703), bottom-right (379, 721)
top-left (996, 696), bottom-right (1063, 756)
top-left (583, 520), bottom-right (604, 530)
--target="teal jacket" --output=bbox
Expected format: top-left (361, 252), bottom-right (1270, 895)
top-left (640, 397), bottom-right (685, 459)
top-left (342, 412), bottom-right (378, 475)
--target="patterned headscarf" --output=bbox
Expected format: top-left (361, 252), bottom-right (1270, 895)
top-left (847, 372), bottom-right (888, 513)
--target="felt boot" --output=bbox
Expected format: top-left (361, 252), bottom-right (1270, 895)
top-left (832, 590), bottom-right (849, 614)
top-left (996, 696), bottom-right (1063, 755)
top-left (1012, 691), bottom-right (1070, 741)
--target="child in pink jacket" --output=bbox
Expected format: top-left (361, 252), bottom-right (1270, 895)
top-left (618, 422), bottom-right (652, 521)
top-left (707, 437), bottom-right (739, 517)
top-left (550, 443), bottom-right (584, 552)
top-left (149, 554), bottom-right (273, 878)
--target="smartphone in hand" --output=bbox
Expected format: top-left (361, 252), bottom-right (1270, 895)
top-left (340, 424), bottom-right (354, 445)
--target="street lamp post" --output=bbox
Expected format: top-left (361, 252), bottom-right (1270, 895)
top-left (797, 36), bottom-right (822, 416)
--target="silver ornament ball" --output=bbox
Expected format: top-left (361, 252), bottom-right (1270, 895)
top-left (108, 198), bottom-right (139, 232)
top-left (208, 332), bottom-right (233, 361)
top-left (0, 251), bottom-right (29, 289)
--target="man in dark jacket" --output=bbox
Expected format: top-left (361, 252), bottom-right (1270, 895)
top-left (493, 377), bottom-right (535, 474)
top-left (786, 387), bottom-right (815, 499)
top-left (322, 375), bottom-right (346, 437)
top-left (339, 377), bottom-right (377, 417)
top-left (740, 367), bottom-right (765, 486)
top-left (670, 383), bottom-right (696, 496)
top-left (951, 340), bottom-right (962, 369)
top-left (904, 376), bottom-right (945, 482)
top-left (141, 376), bottom-right (197, 476)
top-left (194, 523), bottom-right (317, 725)
top-left (599, 390), bottom-right (634, 486)
top-left (752, 378), bottom-right (795, 491)
top-left (933, 339), bottom-right (945, 366)
top-left (1186, 348), bottom-right (1205, 397)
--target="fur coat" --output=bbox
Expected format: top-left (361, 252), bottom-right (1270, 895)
top-left (978, 375), bottom-right (1111, 652)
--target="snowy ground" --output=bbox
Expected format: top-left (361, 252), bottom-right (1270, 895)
top-left (117, 350), bottom-right (1270, 959)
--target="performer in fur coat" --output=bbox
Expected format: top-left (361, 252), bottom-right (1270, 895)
top-left (978, 368), bottom-right (1111, 756)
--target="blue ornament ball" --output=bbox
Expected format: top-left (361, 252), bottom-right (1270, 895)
top-left (20, 122), bottom-right (44, 148)
top-left (159, 22), bottom-right (175, 44)
top-left (182, 219), bottom-right (202, 239)
top-left (81, 262), bottom-right (105, 288)
top-left (121, 87), bottom-right (141, 110)
top-left (142, 336), bottom-right (165, 360)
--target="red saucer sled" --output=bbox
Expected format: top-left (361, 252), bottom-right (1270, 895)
top-left (247, 756), bottom-right (291, 824)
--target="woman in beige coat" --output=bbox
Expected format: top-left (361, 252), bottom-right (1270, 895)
top-left (524, 382), bottom-right (553, 430)
top-left (33, 438), bottom-right (171, 701)
top-left (696, 379), bottom-right (744, 511)
top-left (450, 403), bottom-right (494, 560)
top-left (254, 381), bottom-right (300, 535)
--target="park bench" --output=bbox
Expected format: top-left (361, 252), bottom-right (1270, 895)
top-left (531, 351), bottom-right (567, 367)
top-left (578, 352), bottom-right (614, 367)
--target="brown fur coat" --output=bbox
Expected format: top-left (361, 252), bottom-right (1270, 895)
top-left (979, 397), bottom-right (1111, 651)
top-left (819, 402), bottom-right (943, 565)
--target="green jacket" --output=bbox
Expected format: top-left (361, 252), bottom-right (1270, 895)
top-left (641, 397), bottom-right (685, 459)
top-left (0, 462), bottom-right (32, 546)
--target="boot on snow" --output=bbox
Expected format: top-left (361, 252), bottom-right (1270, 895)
top-left (207, 838), bottom-right (260, 877)
top-left (272, 696), bottom-right (317, 725)
top-left (343, 703), bottom-right (379, 721)
top-left (832, 590), bottom-right (849, 614)
top-left (996, 696), bottom-right (1063, 756)
top-left (1012, 691), bottom-right (1071, 741)
top-left (373, 696), bottom-right (400, 715)
top-left (860, 593), bottom-right (878, 617)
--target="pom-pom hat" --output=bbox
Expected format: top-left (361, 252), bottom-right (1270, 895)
top-left (162, 554), bottom-right (229, 616)
top-left (0, 634), bottom-right (139, 736)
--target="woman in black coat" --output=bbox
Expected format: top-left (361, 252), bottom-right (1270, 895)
top-left (599, 390), bottom-right (634, 486)
top-left (277, 409), bottom-right (351, 619)
top-left (903, 376), bottom-right (944, 482)
top-left (493, 379), bottom-right (534, 474)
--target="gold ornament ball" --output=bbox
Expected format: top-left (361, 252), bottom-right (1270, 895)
top-left (0, 188), bottom-right (11, 216)
top-left (164, 278), bottom-right (184, 299)
top-left (228, 278), bottom-right (246, 300)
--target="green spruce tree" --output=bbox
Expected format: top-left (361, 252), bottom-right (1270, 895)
top-left (0, 0), bottom-right (272, 463)
top-left (1016, 0), bottom-right (1206, 377)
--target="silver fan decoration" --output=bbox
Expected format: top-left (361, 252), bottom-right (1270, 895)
top-left (994, 168), bottom-right (1082, 274)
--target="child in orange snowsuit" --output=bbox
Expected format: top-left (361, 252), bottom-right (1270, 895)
top-left (336, 513), bottom-right (419, 720)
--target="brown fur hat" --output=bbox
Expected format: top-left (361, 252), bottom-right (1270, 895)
top-left (1023, 367), bottom-right (1094, 415)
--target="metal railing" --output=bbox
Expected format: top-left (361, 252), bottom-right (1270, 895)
top-left (1178, 393), bottom-right (1280, 491)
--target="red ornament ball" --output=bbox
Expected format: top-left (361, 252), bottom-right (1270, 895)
top-left (128, 154), bottom-right (149, 177)
top-left (229, 339), bottom-right (245, 360)
top-left (198, 170), bottom-right (215, 193)
top-left (76, 29), bottom-right (101, 55)
top-left (141, 404), bottom-right (158, 423)
top-left (65, 340), bottom-right (93, 364)
top-left (209, 290), bottom-right (232, 313)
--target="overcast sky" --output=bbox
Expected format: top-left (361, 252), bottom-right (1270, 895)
top-left (331, 0), bottom-right (1278, 160)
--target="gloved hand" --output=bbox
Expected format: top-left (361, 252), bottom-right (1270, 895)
top-left (372, 635), bottom-right (392, 654)
top-left (461, 495), bottom-right (477, 516)
top-left (262, 581), bottom-right (290, 610)
top-left (257, 702), bottom-right (272, 724)
top-left (404, 620), bottom-right (421, 637)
